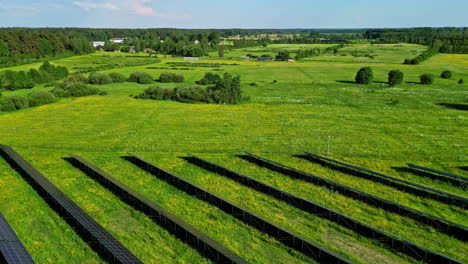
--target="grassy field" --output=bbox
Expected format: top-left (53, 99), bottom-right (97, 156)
top-left (0, 44), bottom-right (467, 263)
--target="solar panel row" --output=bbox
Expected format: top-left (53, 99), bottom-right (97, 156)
top-left (0, 145), bottom-right (142, 264)
top-left (191, 153), bottom-right (464, 264)
top-left (241, 152), bottom-right (467, 241)
top-left (304, 152), bottom-right (468, 208)
top-left (407, 163), bottom-right (468, 182)
top-left (0, 213), bottom-right (35, 264)
top-left (126, 153), bottom-right (351, 264)
top-left (68, 154), bottom-right (248, 264)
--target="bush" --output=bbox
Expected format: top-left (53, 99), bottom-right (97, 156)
top-left (51, 83), bottom-right (101, 97)
top-left (420, 74), bottom-right (435, 84)
top-left (109, 72), bottom-right (126, 83)
top-left (88, 72), bottom-right (113, 85)
top-left (441, 70), bottom-right (452, 79)
top-left (195, 72), bottom-right (221, 85)
top-left (355, 67), bottom-right (374, 84)
top-left (159, 72), bottom-right (184, 83)
top-left (8, 95), bottom-right (29, 110)
top-left (128, 72), bottom-right (153, 84)
top-left (459, 79), bottom-right (464, 84)
top-left (275, 51), bottom-right (290, 61)
top-left (28, 91), bottom-right (57, 107)
top-left (0, 97), bottom-right (16, 111)
top-left (64, 74), bottom-right (88, 84)
top-left (137, 86), bottom-right (173, 100)
top-left (172, 86), bottom-right (211, 103)
top-left (388, 70), bottom-right (404, 87)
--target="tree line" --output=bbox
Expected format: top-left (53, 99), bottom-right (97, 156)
top-left (364, 28), bottom-right (468, 54)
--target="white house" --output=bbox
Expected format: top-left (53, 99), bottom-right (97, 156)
top-left (92, 41), bottom-right (105, 48)
top-left (184, 57), bottom-right (200, 61)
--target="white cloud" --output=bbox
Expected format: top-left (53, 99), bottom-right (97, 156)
top-left (127, 0), bottom-right (157, 16)
top-left (73, 1), bottom-right (120, 11)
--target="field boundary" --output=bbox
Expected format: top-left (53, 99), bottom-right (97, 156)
top-left (187, 153), bottom-right (464, 264)
top-left (0, 213), bottom-right (35, 264)
top-left (0, 145), bottom-right (143, 264)
top-left (67, 154), bottom-right (248, 264)
top-left (125, 153), bottom-right (351, 264)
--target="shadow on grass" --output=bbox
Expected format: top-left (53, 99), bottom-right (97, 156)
top-left (405, 81), bottom-right (420, 84)
top-left (437, 103), bottom-right (468, 111)
top-left (392, 166), bottom-right (466, 187)
top-left (459, 166), bottom-right (468, 172)
top-left (336, 80), bottom-right (356, 84)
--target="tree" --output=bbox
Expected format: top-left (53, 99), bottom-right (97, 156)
top-left (0, 40), bottom-right (10, 58)
top-left (441, 70), bottom-right (452, 79)
top-left (218, 46), bottom-right (225, 58)
top-left (128, 72), bottom-right (153, 84)
top-left (208, 32), bottom-right (220, 44)
top-left (355, 67), bottom-right (374, 84)
top-left (388, 70), bottom-right (404, 87)
top-left (420, 74), bottom-right (435, 84)
top-left (36, 38), bottom-right (53, 57)
top-left (459, 79), bottom-right (464, 84)
top-left (208, 73), bottom-right (242, 104)
top-left (275, 51), bottom-right (290, 61)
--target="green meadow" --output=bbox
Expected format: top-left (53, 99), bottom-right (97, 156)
top-left (0, 44), bottom-right (467, 263)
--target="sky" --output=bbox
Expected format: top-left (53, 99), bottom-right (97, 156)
top-left (0, 0), bottom-right (467, 29)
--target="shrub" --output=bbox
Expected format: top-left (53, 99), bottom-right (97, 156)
top-left (28, 91), bottom-right (57, 107)
top-left (355, 67), bottom-right (374, 84)
top-left (99, 91), bottom-right (108, 96)
top-left (159, 72), bottom-right (184, 83)
top-left (195, 72), bottom-right (221, 85)
top-left (88, 72), bottom-right (113, 85)
top-left (51, 83), bottom-right (101, 97)
top-left (64, 74), bottom-right (88, 84)
top-left (420, 74), bottom-right (435, 84)
top-left (459, 79), bottom-right (464, 84)
top-left (128, 72), bottom-right (153, 84)
top-left (441, 70), bottom-right (452, 79)
top-left (138, 86), bottom-right (174, 100)
top-left (388, 70), bottom-right (404, 87)
top-left (275, 51), bottom-right (290, 61)
top-left (8, 95), bottom-right (29, 110)
top-left (173, 86), bottom-right (211, 103)
top-left (109, 72), bottom-right (126, 83)
top-left (207, 73), bottom-right (242, 104)
top-left (0, 97), bottom-right (16, 111)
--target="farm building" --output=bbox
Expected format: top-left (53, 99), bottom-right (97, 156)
top-left (288, 59), bottom-right (296, 62)
top-left (241, 56), bottom-right (250, 60)
top-left (194, 40), bottom-right (201, 44)
top-left (92, 41), bottom-right (105, 48)
top-left (184, 57), bottom-right (200, 61)
top-left (110, 38), bottom-right (125, 44)
top-left (258, 57), bottom-right (275, 62)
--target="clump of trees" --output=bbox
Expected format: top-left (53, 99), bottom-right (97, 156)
top-left (137, 72), bottom-right (242, 104)
top-left (388, 70), bottom-right (404, 87)
top-left (295, 48), bottom-right (321, 60)
top-left (88, 72), bottom-right (113, 85)
top-left (420, 74), bottom-right (435, 84)
top-left (128, 72), bottom-right (153, 84)
top-left (195, 72), bottom-right (221, 85)
top-left (355, 67), bottom-right (374, 84)
top-left (51, 82), bottom-right (101, 97)
top-left (404, 47), bottom-right (438, 65)
top-left (0, 91), bottom-right (57, 112)
top-left (275, 51), bottom-right (290, 61)
top-left (158, 72), bottom-right (184, 83)
top-left (109, 73), bottom-right (126, 83)
top-left (0, 61), bottom-right (69, 91)
top-left (441, 70), bottom-right (452, 79)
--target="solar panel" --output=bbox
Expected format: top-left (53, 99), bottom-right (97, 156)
top-left (407, 163), bottom-right (468, 182)
top-left (304, 152), bottom-right (468, 208)
top-left (0, 213), bottom-right (35, 264)
top-left (68, 154), bottom-right (248, 264)
top-left (126, 153), bottom-right (351, 264)
top-left (0, 145), bottom-right (142, 264)
top-left (193, 153), bottom-right (465, 264)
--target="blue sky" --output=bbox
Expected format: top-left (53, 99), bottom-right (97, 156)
top-left (0, 0), bottom-right (467, 28)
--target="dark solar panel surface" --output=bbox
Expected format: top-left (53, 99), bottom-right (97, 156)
top-left (304, 152), bottom-right (468, 206)
top-left (407, 163), bottom-right (468, 182)
top-left (0, 213), bottom-right (35, 264)
top-left (193, 153), bottom-right (465, 264)
top-left (70, 154), bottom-right (249, 264)
top-left (0, 145), bottom-right (142, 264)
